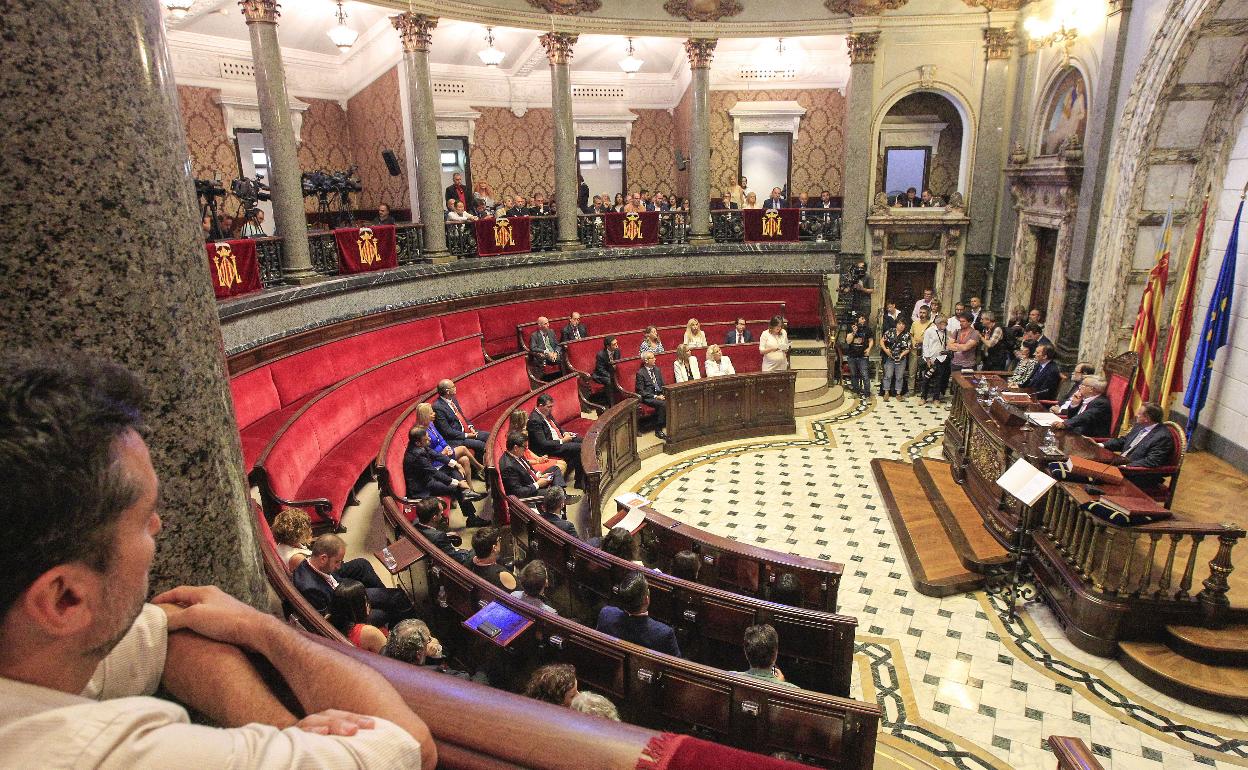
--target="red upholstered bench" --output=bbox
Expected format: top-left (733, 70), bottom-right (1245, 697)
top-left (516, 300), bottom-right (786, 352)
top-left (612, 343), bottom-right (763, 424)
top-left (443, 354), bottom-right (533, 436)
top-left (252, 335), bottom-right (487, 528)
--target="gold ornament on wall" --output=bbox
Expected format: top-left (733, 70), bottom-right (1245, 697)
top-left (825, 0), bottom-right (908, 16)
top-left (526, 0), bottom-right (602, 14)
top-left (962, 0), bottom-right (1029, 9)
top-left (664, 0), bottom-right (743, 21)
top-left (845, 31), bottom-right (880, 64)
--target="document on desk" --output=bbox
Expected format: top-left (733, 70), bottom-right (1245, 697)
top-left (996, 458), bottom-right (1057, 506)
top-left (613, 492), bottom-right (649, 509)
top-left (1025, 412), bottom-right (1063, 427)
top-left (615, 506), bottom-right (647, 534)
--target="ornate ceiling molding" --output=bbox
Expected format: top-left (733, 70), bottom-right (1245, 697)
top-left (525, 0), bottom-right (602, 14)
top-left (846, 31), bottom-right (881, 64)
top-left (727, 100), bottom-right (806, 142)
top-left (824, 0), bottom-right (908, 16)
top-left (961, 0), bottom-right (1029, 10)
top-left (663, 0), bottom-right (743, 22)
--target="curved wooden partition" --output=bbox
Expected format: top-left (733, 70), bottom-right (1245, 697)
top-left (380, 497), bottom-right (881, 768)
top-left (664, 370), bottom-right (798, 454)
top-left (507, 494), bottom-right (857, 697)
top-left (580, 399), bottom-right (642, 534)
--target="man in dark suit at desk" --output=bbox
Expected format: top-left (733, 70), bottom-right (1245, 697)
top-left (592, 336), bottom-right (621, 388)
top-left (560, 311), bottom-right (588, 343)
top-left (761, 187), bottom-right (786, 211)
top-left (717, 193), bottom-right (738, 210)
top-left (595, 573), bottom-right (681, 657)
top-left (635, 351), bottom-right (668, 440)
top-left (432, 379), bottom-right (490, 462)
top-left (1053, 376), bottom-right (1112, 437)
top-left (527, 393), bottom-right (582, 485)
top-left (500, 431), bottom-right (567, 498)
top-left (1100, 403), bottom-right (1175, 485)
top-left (724, 317), bottom-right (754, 345)
top-left (294, 534), bottom-right (416, 627)
top-left (1023, 344), bottom-right (1061, 401)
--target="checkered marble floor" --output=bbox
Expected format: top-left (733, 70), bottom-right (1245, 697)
top-left (614, 395), bottom-right (1248, 770)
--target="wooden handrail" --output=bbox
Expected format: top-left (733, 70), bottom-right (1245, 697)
top-left (1047, 735), bottom-right (1105, 770)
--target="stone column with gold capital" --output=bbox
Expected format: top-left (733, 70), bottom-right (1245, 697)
top-left (686, 38), bottom-right (717, 245)
top-left (240, 0), bottom-right (315, 283)
top-left (840, 31), bottom-right (880, 260)
top-left (966, 27), bottom-right (1016, 258)
top-left (542, 32), bottom-right (582, 251)
top-left (393, 13), bottom-right (450, 262)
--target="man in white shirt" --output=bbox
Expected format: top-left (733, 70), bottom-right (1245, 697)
top-left (911, 288), bottom-right (934, 321)
top-left (0, 355), bottom-right (434, 769)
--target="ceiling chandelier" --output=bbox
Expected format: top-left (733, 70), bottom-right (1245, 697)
top-left (162, 0), bottom-right (193, 20)
top-left (618, 37), bottom-right (643, 75)
top-left (327, 0), bottom-right (359, 54)
top-left (477, 26), bottom-right (506, 67)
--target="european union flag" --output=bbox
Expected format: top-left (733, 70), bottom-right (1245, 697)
top-left (1183, 199), bottom-right (1241, 440)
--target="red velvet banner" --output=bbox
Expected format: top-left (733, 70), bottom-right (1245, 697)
top-left (205, 239), bottom-right (262, 299)
top-left (603, 211), bottom-right (659, 247)
top-left (475, 216), bottom-right (532, 256)
top-left (742, 208), bottom-right (800, 243)
top-left (335, 224), bottom-right (397, 274)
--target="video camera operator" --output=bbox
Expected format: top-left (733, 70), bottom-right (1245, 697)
top-left (840, 259), bottom-right (873, 327)
top-left (239, 207), bottom-right (267, 238)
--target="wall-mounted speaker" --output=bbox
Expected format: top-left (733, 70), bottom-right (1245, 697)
top-left (381, 149), bottom-right (402, 177)
top-left (674, 149), bottom-right (688, 172)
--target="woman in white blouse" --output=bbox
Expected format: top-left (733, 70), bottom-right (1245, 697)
top-left (673, 344), bottom-right (702, 383)
top-left (743, 191), bottom-right (760, 210)
top-left (683, 318), bottom-right (707, 349)
top-left (759, 315), bottom-right (790, 372)
top-left (704, 344), bottom-right (735, 377)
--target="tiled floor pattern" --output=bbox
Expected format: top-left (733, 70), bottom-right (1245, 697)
top-left (618, 395), bottom-right (1248, 770)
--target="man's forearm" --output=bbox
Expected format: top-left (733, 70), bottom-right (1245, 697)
top-left (253, 615), bottom-right (436, 766)
top-left (162, 624), bottom-right (298, 729)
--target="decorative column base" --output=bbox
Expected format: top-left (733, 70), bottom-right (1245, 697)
top-left (282, 266), bottom-right (323, 285)
top-left (425, 250), bottom-right (456, 264)
top-left (688, 233), bottom-right (714, 246)
top-left (558, 238), bottom-right (584, 252)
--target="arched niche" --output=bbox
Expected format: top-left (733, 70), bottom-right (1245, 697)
top-left (1033, 66), bottom-right (1090, 157)
top-left (873, 90), bottom-right (968, 202)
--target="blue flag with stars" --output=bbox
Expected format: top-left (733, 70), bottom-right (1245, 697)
top-left (1183, 199), bottom-right (1241, 440)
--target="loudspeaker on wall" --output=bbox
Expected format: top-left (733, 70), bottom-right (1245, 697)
top-left (382, 149), bottom-right (402, 177)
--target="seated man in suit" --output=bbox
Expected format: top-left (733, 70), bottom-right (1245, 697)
top-left (1051, 361), bottom-right (1095, 411)
top-left (560, 311), bottom-right (587, 343)
top-left (717, 192), bottom-right (739, 210)
top-left (527, 392), bottom-right (583, 485)
top-left (529, 316), bottom-right (561, 370)
top-left (403, 425), bottom-right (487, 527)
top-left (409, 497), bottom-right (472, 565)
top-left (1022, 344), bottom-right (1062, 401)
top-left (761, 187), bottom-right (786, 210)
top-left (294, 534), bottom-right (417, 628)
top-left (500, 430), bottom-right (567, 498)
top-left (1100, 402), bottom-right (1175, 486)
top-left (724, 317), bottom-right (754, 345)
top-left (635, 351), bottom-right (668, 440)
top-left (432, 378), bottom-right (490, 462)
top-left (1053, 376), bottom-right (1113, 437)
top-left (592, 335), bottom-right (621, 388)
top-left (596, 573), bottom-right (680, 657)
top-left (538, 486), bottom-right (578, 538)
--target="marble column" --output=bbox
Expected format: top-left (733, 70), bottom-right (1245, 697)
top-left (0, 0), bottom-right (266, 606)
top-left (967, 28), bottom-right (1016, 258)
top-left (542, 32), bottom-right (582, 251)
top-left (393, 13), bottom-right (450, 262)
top-left (685, 38), bottom-right (717, 245)
top-left (241, 0), bottom-right (315, 283)
top-left (840, 31), bottom-right (881, 260)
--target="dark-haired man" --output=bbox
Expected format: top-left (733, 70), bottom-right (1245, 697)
top-left (1023, 344), bottom-right (1061, 401)
top-left (595, 573), bottom-right (680, 657)
top-left (527, 393), bottom-right (582, 485)
top-left (725, 318), bottom-right (753, 345)
top-left (293, 535), bottom-right (416, 628)
top-left (499, 431), bottom-right (565, 498)
top-left (469, 528), bottom-right (515, 591)
top-left (538, 486), bottom-right (579, 538)
top-left (403, 425), bottom-right (487, 526)
top-left (592, 336), bottom-right (621, 389)
top-left (737, 624), bottom-right (798, 688)
top-left (0, 355), bottom-right (432, 767)
top-left (410, 497), bottom-right (472, 565)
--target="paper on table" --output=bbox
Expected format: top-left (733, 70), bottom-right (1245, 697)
top-left (613, 492), bottom-right (649, 509)
top-left (615, 506), bottom-right (647, 534)
top-left (996, 458), bottom-right (1057, 506)
top-left (1026, 412), bottom-right (1063, 427)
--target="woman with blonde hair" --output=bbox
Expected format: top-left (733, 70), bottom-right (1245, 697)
top-left (508, 409), bottom-right (568, 476)
top-left (704, 344), bottom-right (735, 377)
top-left (673, 343), bottom-right (702, 383)
top-left (743, 191), bottom-right (760, 210)
top-left (683, 318), bottom-right (707, 349)
top-left (416, 401), bottom-right (479, 486)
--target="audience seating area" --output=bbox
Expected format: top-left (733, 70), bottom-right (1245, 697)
top-left (612, 343), bottom-right (763, 422)
top-left (515, 300), bottom-right (787, 351)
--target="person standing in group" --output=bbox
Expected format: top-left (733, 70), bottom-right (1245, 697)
top-left (880, 318), bottom-right (910, 400)
top-left (947, 312), bottom-right (981, 378)
top-left (908, 305), bottom-right (933, 397)
top-left (979, 312), bottom-right (1009, 371)
top-left (759, 315), bottom-right (790, 372)
top-left (921, 312), bottom-right (951, 403)
top-left (843, 314), bottom-right (873, 397)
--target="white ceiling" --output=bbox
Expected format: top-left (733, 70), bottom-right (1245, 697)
top-left (165, 0), bottom-right (849, 76)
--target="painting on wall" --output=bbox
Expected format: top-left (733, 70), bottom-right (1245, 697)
top-left (1040, 68), bottom-right (1087, 156)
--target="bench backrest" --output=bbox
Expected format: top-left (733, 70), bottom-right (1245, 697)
top-left (564, 320), bottom-right (766, 374)
top-left (613, 343), bottom-right (763, 395)
top-left (517, 301), bottom-right (786, 350)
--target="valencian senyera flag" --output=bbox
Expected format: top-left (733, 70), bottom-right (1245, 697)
top-left (1159, 197), bottom-right (1207, 419)
top-left (1123, 203), bottom-right (1173, 427)
top-left (1183, 196), bottom-right (1242, 440)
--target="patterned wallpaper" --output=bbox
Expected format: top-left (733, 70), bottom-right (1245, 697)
top-left (177, 85), bottom-right (243, 215)
top-left (468, 107), bottom-right (557, 200)
top-left (629, 109), bottom-right (679, 198)
top-left (672, 85), bottom-right (693, 199)
top-left (346, 67), bottom-right (408, 210)
top-left (708, 88), bottom-right (847, 199)
top-left (298, 98), bottom-right (353, 173)
top-left (874, 91), bottom-right (963, 199)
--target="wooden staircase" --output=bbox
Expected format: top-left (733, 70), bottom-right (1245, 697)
top-left (1119, 624), bottom-right (1248, 713)
top-left (871, 457), bottom-right (1009, 596)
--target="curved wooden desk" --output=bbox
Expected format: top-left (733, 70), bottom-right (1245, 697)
top-left (664, 370), bottom-right (798, 454)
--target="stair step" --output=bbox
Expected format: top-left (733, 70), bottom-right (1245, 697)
top-left (914, 458), bottom-right (1010, 573)
top-left (1119, 641), bottom-right (1248, 713)
top-left (871, 459), bottom-right (983, 597)
top-left (1166, 624), bottom-right (1248, 666)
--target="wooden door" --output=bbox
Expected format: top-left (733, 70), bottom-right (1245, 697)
top-left (884, 261), bottom-right (937, 317)
top-left (1030, 227), bottom-right (1057, 313)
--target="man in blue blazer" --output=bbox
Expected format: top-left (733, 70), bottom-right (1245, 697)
top-left (1023, 344), bottom-right (1062, 401)
top-left (1055, 376), bottom-right (1114, 437)
top-left (761, 188), bottom-right (786, 210)
top-left (724, 318), bottom-right (754, 345)
top-left (432, 379), bottom-right (490, 461)
top-left (595, 573), bottom-right (680, 657)
top-left (1102, 402), bottom-right (1175, 486)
